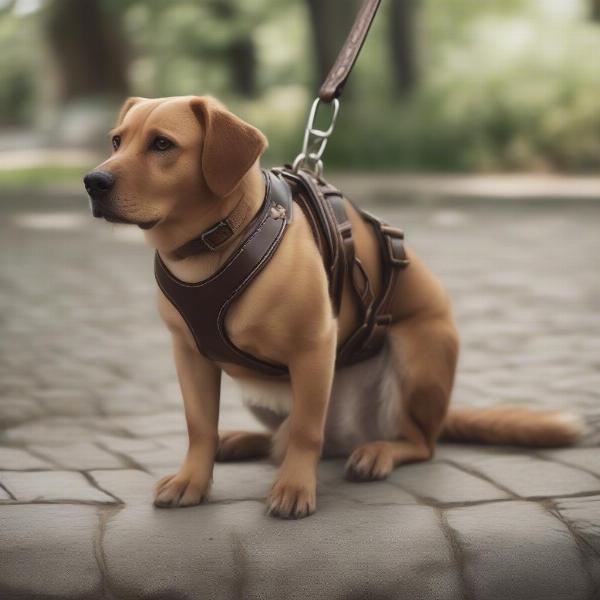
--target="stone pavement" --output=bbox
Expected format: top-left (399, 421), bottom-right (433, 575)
top-left (0, 186), bottom-right (599, 600)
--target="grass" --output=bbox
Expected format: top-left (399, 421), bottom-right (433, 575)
top-left (0, 165), bottom-right (91, 188)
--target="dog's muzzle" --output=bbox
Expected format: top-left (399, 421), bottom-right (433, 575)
top-left (84, 170), bottom-right (115, 199)
top-left (84, 170), bottom-right (116, 219)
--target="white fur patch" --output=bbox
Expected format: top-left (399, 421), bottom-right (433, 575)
top-left (234, 339), bottom-right (403, 457)
top-left (237, 378), bottom-right (293, 416)
top-left (554, 412), bottom-right (585, 437)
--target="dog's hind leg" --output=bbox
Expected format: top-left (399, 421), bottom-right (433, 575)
top-left (345, 314), bottom-right (458, 481)
top-left (216, 430), bottom-right (272, 461)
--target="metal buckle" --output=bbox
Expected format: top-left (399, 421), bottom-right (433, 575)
top-left (380, 224), bottom-right (404, 239)
top-left (293, 97), bottom-right (340, 177)
top-left (375, 314), bottom-right (392, 327)
top-left (200, 220), bottom-right (233, 251)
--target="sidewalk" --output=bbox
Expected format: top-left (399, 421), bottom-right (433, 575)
top-left (1, 187), bottom-right (599, 599)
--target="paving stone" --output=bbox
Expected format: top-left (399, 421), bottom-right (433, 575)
top-left (554, 495), bottom-right (600, 554)
top-left (33, 388), bottom-right (99, 416)
top-left (0, 486), bottom-right (11, 500)
top-left (210, 462), bottom-right (278, 503)
top-left (389, 461), bottom-right (510, 504)
top-left (446, 500), bottom-right (593, 600)
top-left (318, 459), bottom-right (421, 505)
top-left (94, 433), bottom-right (162, 454)
top-left (437, 445), bottom-right (600, 498)
top-left (0, 470), bottom-right (117, 503)
top-left (28, 441), bottom-right (124, 470)
top-left (0, 396), bottom-right (45, 425)
top-left (2, 190), bottom-right (600, 598)
top-left (102, 501), bottom-right (260, 599)
top-left (540, 447), bottom-right (600, 478)
top-left (0, 504), bottom-right (102, 598)
top-left (1, 416), bottom-right (114, 444)
top-left (238, 497), bottom-right (462, 600)
top-left (90, 469), bottom-right (155, 504)
top-left (0, 446), bottom-right (53, 470)
top-left (553, 494), bottom-right (600, 590)
top-left (103, 497), bottom-right (462, 600)
top-left (114, 411), bottom-right (187, 437)
top-left (122, 446), bottom-right (183, 470)
top-left (155, 432), bottom-right (187, 453)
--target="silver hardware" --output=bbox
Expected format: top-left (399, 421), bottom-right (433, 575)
top-left (293, 97), bottom-right (340, 177)
top-left (270, 203), bottom-right (287, 220)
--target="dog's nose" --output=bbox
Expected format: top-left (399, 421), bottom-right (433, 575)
top-left (83, 170), bottom-right (115, 197)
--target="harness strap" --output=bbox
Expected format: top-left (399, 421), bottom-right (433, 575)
top-left (337, 209), bottom-right (408, 365)
top-left (155, 170), bottom-right (293, 376)
top-left (276, 167), bottom-right (408, 367)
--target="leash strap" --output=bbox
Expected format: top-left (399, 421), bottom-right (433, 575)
top-left (294, 0), bottom-right (381, 176)
top-left (319, 0), bottom-right (382, 103)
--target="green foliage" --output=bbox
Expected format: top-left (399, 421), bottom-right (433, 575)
top-left (319, 0), bottom-right (600, 171)
top-left (0, 165), bottom-right (91, 187)
top-left (2, 0), bottom-right (600, 171)
top-left (0, 8), bottom-right (38, 124)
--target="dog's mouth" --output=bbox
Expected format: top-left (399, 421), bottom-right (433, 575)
top-left (91, 203), bottom-right (159, 230)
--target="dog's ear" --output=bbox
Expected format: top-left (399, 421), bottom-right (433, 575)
top-left (190, 96), bottom-right (268, 198)
top-left (116, 97), bottom-right (145, 126)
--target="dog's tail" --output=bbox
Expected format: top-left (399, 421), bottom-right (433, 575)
top-left (441, 406), bottom-right (583, 447)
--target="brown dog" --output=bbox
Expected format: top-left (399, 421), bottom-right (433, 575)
top-left (84, 95), bottom-right (582, 518)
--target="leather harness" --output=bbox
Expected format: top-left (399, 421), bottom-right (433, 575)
top-left (154, 168), bottom-right (409, 376)
top-left (155, 0), bottom-right (405, 376)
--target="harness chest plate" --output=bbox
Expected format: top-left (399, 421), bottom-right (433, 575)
top-left (154, 168), bottom-right (408, 376)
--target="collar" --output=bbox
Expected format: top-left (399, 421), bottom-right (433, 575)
top-left (172, 171), bottom-right (270, 259)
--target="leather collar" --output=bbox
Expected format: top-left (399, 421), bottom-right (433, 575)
top-left (173, 171), bottom-right (270, 259)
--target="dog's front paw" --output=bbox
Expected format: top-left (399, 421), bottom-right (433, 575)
top-left (345, 442), bottom-right (394, 481)
top-left (267, 477), bottom-right (316, 519)
top-left (154, 470), bottom-right (211, 508)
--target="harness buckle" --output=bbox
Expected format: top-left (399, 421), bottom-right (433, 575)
top-left (201, 220), bottom-right (234, 251)
top-left (380, 224), bottom-right (404, 239)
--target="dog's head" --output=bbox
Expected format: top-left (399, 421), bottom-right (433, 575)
top-left (83, 96), bottom-right (268, 230)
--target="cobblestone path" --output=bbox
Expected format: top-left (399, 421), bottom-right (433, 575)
top-left (1, 187), bottom-right (599, 599)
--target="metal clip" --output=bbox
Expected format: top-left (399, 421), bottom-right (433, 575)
top-left (292, 97), bottom-right (340, 177)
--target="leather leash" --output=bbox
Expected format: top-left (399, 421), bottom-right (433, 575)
top-left (319, 0), bottom-right (382, 103)
top-left (293, 0), bottom-right (381, 176)
top-left (171, 0), bottom-right (381, 259)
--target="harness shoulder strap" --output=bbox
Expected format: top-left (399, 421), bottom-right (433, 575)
top-left (154, 170), bottom-right (293, 376)
top-left (275, 166), bottom-right (409, 367)
top-left (337, 207), bottom-right (409, 365)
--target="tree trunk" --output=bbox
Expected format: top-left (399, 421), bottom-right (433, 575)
top-left (305, 0), bottom-right (358, 91)
top-left (225, 34), bottom-right (257, 97)
top-left (389, 0), bottom-right (419, 96)
top-left (43, 0), bottom-right (130, 103)
top-left (210, 0), bottom-right (258, 98)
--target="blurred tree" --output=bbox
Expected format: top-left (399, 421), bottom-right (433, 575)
top-left (389, 0), bottom-right (419, 96)
top-left (304, 0), bottom-right (358, 91)
top-left (592, 0), bottom-right (600, 20)
top-left (208, 0), bottom-right (257, 97)
top-left (43, 0), bottom-right (130, 102)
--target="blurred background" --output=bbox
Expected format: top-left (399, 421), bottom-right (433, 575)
top-left (2, 0), bottom-right (600, 186)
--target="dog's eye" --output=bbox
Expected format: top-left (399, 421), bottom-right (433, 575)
top-left (112, 135), bottom-right (121, 151)
top-left (151, 136), bottom-right (174, 152)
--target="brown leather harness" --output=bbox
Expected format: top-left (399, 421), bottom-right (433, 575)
top-left (154, 0), bottom-right (407, 376)
top-left (155, 168), bottom-right (408, 376)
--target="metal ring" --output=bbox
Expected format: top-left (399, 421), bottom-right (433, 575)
top-left (293, 97), bottom-right (340, 176)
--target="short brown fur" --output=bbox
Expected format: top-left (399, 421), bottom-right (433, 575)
top-left (88, 96), bottom-right (582, 518)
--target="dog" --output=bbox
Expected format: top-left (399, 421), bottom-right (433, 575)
top-left (84, 95), bottom-right (582, 519)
